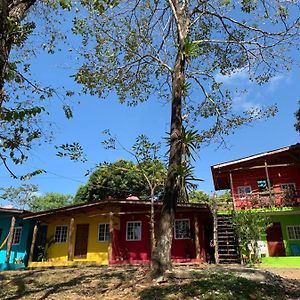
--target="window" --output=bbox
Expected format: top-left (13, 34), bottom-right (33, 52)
top-left (126, 221), bottom-right (141, 241)
top-left (54, 225), bottom-right (68, 243)
top-left (287, 225), bottom-right (300, 240)
top-left (98, 224), bottom-right (110, 241)
top-left (237, 186), bottom-right (252, 198)
top-left (12, 227), bottom-right (22, 245)
top-left (281, 183), bottom-right (297, 199)
top-left (174, 219), bottom-right (190, 239)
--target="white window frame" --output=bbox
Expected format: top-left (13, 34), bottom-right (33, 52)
top-left (287, 225), bottom-right (300, 240)
top-left (237, 186), bottom-right (252, 199)
top-left (54, 225), bottom-right (68, 243)
top-left (12, 227), bottom-right (22, 245)
top-left (174, 219), bottom-right (190, 240)
top-left (126, 221), bottom-right (142, 241)
top-left (98, 223), bottom-right (110, 242)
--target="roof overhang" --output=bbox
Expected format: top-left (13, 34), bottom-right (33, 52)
top-left (211, 143), bottom-right (300, 190)
top-left (24, 199), bottom-right (210, 220)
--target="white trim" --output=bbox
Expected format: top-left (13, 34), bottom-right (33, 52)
top-left (126, 221), bottom-right (142, 241)
top-left (97, 223), bottom-right (110, 242)
top-left (54, 225), bottom-right (68, 243)
top-left (212, 145), bottom-right (293, 169)
top-left (174, 219), bottom-right (191, 240)
top-left (286, 225), bottom-right (300, 240)
top-left (12, 226), bottom-right (22, 245)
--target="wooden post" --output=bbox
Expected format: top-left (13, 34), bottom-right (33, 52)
top-left (108, 212), bottom-right (113, 263)
top-left (28, 222), bottom-right (38, 263)
top-left (5, 216), bottom-right (16, 264)
top-left (229, 172), bottom-right (236, 211)
top-left (194, 214), bottom-right (201, 261)
top-left (264, 160), bottom-right (274, 205)
top-left (212, 195), bottom-right (219, 264)
top-left (67, 218), bottom-right (74, 261)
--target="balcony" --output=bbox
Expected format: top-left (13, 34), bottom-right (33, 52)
top-left (234, 189), bottom-right (300, 210)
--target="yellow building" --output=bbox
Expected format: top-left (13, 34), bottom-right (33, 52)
top-left (25, 201), bottom-right (120, 267)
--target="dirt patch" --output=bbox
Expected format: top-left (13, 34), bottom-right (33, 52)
top-left (262, 267), bottom-right (300, 280)
top-left (0, 265), bottom-right (299, 300)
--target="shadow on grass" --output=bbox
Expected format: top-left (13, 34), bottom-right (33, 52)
top-left (140, 273), bottom-right (288, 300)
top-left (1, 267), bottom-right (132, 300)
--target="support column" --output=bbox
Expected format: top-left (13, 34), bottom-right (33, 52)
top-left (108, 212), bottom-right (113, 263)
top-left (5, 216), bottom-right (16, 264)
top-left (194, 214), bottom-right (201, 261)
top-left (264, 160), bottom-right (274, 204)
top-left (28, 222), bottom-right (39, 263)
top-left (212, 196), bottom-right (219, 264)
top-left (229, 172), bottom-right (236, 210)
top-left (67, 218), bottom-right (74, 261)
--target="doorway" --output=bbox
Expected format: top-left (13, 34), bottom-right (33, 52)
top-left (74, 224), bottom-right (89, 259)
top-left (266, 222), bottom-right (286, 256)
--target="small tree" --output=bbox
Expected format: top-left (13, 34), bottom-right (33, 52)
top-left (28, 192), bottom-right (73, 212)
top-left (0, 185), bottom-right (73, 211)
top-left (232, 210), bottom-right (271, 264)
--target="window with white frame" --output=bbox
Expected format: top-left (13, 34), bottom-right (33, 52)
top-left (287, 225), bottom-right (300, 240)
top-left (174, 219), bottom-right (190, 239)
top-left (12, 227), bottom-right (22, 245)
top-left (281, 183), bottom-right (297, 199)
top-left (98, 223), bottom-right (110, 241)
top-left (126, 221), bottom-right (141, 241)
top-left (237, 186), bottom-right (252, 198)
top-left (54, 225), bottom-right (68, 243)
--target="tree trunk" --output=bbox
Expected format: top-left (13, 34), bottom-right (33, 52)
top-left (152, 32), bottom-right (186, 275)
top-left (150, 190), bottom-right (156, 258)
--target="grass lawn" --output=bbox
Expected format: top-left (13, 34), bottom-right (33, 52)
top-left (260, 257), bottom-right (300, 268)
top-left (0, 265), bottom-right (299, 300)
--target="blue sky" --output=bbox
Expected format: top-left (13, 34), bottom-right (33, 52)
top-left (1, 7), bottom-right (300, 203)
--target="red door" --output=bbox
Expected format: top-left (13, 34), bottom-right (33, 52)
top-left (74, 224), bottom-right (89, 259)
top-left (266, 222), bottom-right (286, 256)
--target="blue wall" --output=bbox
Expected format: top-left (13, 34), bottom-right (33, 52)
top-left (0, 213), bottom-right (34, 269)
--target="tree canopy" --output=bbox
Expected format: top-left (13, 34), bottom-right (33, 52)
top-left (74, 159), bottom-right (167, 202)
top-left (0, 184), bottom-right (73, 211)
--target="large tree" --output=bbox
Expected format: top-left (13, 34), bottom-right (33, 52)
top-left (0, 1), bottom-right (74, 178)
top-left (74, 159), bottom-right (166, 202)
top-left (71, 0), bottom-right (300, 274)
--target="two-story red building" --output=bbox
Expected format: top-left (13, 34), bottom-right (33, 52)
top-left (211, 144), bottom-right (300, 258)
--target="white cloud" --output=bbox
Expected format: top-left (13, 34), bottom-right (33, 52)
top-left (267, 74), bottom-right (289, 92)
top-left (215, 69), bottom-right (250, 85)
top-left (232, 95), bottom-right (262, 113)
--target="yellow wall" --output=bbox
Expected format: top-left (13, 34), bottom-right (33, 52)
top-left (40, 208), bottom-right (119, 265)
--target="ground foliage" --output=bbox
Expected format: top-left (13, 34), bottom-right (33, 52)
top-left (0, 265), bottom-right (299, 300)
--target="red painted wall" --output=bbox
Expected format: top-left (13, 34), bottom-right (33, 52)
top-left (111, 204), bottom-right (211, 264)
top-left (231, 166), bottom-right (300, 209)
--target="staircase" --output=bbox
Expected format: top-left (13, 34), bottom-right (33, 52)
top-left (216, 214), bottom-right (241, 264)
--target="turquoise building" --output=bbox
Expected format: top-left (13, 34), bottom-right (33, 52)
top-left (0, 207), bottom-right (34, 270)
